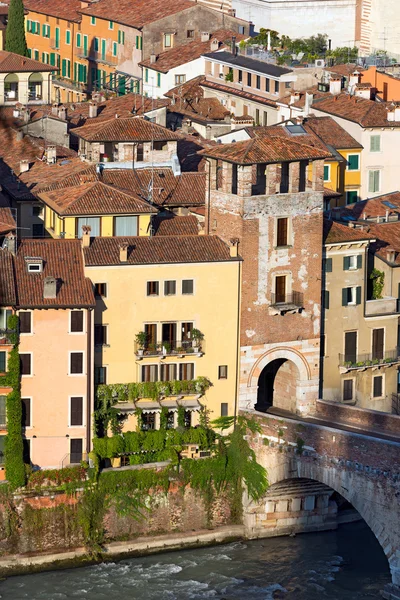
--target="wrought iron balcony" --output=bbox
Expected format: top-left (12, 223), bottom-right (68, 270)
top-left (339, 348), bottom-right (400, 371)
top-left (270, 291), bottom-right (304, 312)
top-left (135, 339), bottom-right (204, 357)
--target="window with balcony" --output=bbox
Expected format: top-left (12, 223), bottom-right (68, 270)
top-left (344, 331), bottom-right (357, 364)
top-left (142, 412), bottom-right (155, 430)
top-left (70, 310), bottom-right (84, 333)
top-left (22, 398), bottom-right (31, 428)
top-left (342, 286), bottom-right (361, 306)
top-left (343, 379), bottom-right (354, 401)
top-left (162, 322), bottom-right (176, 347)
top-left (372, 328), bottom-right (384, 361)
top-left (147, 281), bottom-right (159, 296)
top-left (70, 352), bottom-right (83, 375)
top-left (70, 439), bottom-right (83, 463)
top-left (70, 397), bottom-right (83, 426)
top-left (19, 312), bottom-right (32, 334)
top-left (275, 275), bottom-right (286, 304)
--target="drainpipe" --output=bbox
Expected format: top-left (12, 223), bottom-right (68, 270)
top-left (234, 258), bottom-right (242, 427)
top-left (204, 158), bottom-right (211, 234)
top-left (86, 308), bottom-right (92, 455)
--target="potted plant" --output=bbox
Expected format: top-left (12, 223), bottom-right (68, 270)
top-left (135, 331), bottom-right (147, 356)
top-left (191, 328), bottom-right (204, 350)
top-left (162, 341), bottom-right (171, 354)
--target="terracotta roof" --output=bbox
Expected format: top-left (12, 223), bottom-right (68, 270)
top-left (0, 249), bottom-right (16, 305)
top-left (276, 87), bottom-right (325, 109)
top-left (165, 75), bottom-right (205, 100)
top-left (339, 192), bottom-right (400, 221)
top-left (201, 79), bottom-right (277, 108)
top-left (101, 168), bottom-right (206, 207)
top-left (301, 116), bottom-right (363, 150)
top-left (140, 30), bottom-right (247, 73)
top-left (35, 165), bottom-right (98, 193)
top-left (312, 92), bottom-right (400, 128)
top-left (14, 239), bottom-right (95, 308)
top-left (83, 235), bottom-right (236, 266)
top-left (0, 207), bottom-right (16, 235)
top-left (39, 181), bottom-right (157, 216)
top-left (325, 64), bottom-right (363, 77)
top-left (202, 51), bottom-right (293, 77)
top-left (0, 50), bottom-right (56, 73)
top-left (72, 116), bottom-right (182, 142)
top-left (24, 0), bottom-right (82, 22)
top-left (199, 130), bottom-right (332, 164)
top-left (152, 215), bottom-right (199, 235)
top-left (323, 219), bottom-right (375, 245)
top-left (79, 0), bottom-right (194, 28)
top-left (170, 97), bottom-right (229, 123)
top-left (368, 221), bottom-right (400, 264)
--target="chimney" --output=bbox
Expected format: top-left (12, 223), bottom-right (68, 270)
top-left (119, 242), bottom-right (128, 262)
top-left (349, 71), bottom-right (360, 88)
top-left (150, 52), bottom-right (157, 64)
top-left (43, 276), bottom-right (57, 299)
top-left (20, 159), bottom-right (29, 173)
top-left (52, 102), bottom-right (59, 116)
top-left (304, 91), bottom-right (314, 116)
top-left (4, 232), bottom-right (16, 255)
top-left (81, 225), bottom-right (91, 247)
top-left (46, 145), bottom-right (57, 164)
top-left (386, 209), bottom-right (389, 222)
top-left (210, 38), bottom-right (219, 52)
top-left (229, 238), bottom-right (239, 257)
top-left (289, 91), bottom-right (300, 105)
top-left (58, 105), bottom-right (67, 120)
top-left (231, 35), bottom-right (236, 55)
top-left (16, 130), bottom-right (23, 141)
top-left (386, 248), bottom-right (396, 263)
top-left (329, 76), bottom-right (342, 95)
top-left (201, 32), bottom-right (210, 42)
top-left (88, 101), bottom-right (98, 118)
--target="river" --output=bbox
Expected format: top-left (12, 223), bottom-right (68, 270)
top-left (0, 522), bottom-right (390, 599)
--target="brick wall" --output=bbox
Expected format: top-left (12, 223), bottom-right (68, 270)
top-left (316, 399), bottom-right (400, 436)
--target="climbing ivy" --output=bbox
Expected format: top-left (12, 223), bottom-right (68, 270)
top-left (370, 268), bottom-right (385, 299)
top-left (4, 315), bottom-right (25, 489)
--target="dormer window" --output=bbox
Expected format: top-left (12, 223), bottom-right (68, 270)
top-left (25, 257), bottom-right (43, 273)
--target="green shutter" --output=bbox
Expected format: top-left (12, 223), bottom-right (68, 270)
top-left (66, 30), bottom-right (71, 44)
top-left (34, 50), bottom-right (39, 60)
top-left (55, 27), bottom-right (60, 48)
top-left (42, 23), bottom-right (45, 36)
top-left (342, 288), bottom-right (348, 306)
top-left (157, 72), bottom-right (161, 87)
top-left (356, 286), bottom-right (362, 305)
top-left (323, 290), bottom-right (330, 310)
top-left (61, 59), bottom-right (66, 77)
top-left (136, 35), bottom-right (139, 49)
top-left (50, 52), bottom-right (55, 66)
top-left (325, 257), bottom-right (332, 272)
top-left (0, 352), bottom-right (6, 373)
top-left (83, 35), bottom-right (88, 55)
top-left (357, 255), bottom-right (362, 269)
top-left (112, 42), bottom-right (117, 56)
top-left (101, 38), bottom-right (106, 59)
top-left (94, 37), bottom-right (99, 52)
top-left (74, 62), bottom-right (77, 82)
top-left (323, 165), bottom-right (329, 181)
top-left (343, 256), bottom-right (350, 270)
top-left (346, 190), bottom-right (358, 204)
top-left (77, 33), bottom-right (81, 48)
top-left (145, 68), bottom-right (148, 83)
top-left (27, 19), bottom-right (31, 32)
top-left (348, 154), bottom-right (359, 170)
top-left (370, 135), bottom-right (381, 152)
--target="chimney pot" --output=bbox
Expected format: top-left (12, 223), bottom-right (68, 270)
top-left (201, 32), bottom-right (210, 42)
top-left (120, 243), bottom-right (129, 263)
top-left (44, 276), bottom-right (57, 299)
top-left (81, 225), bottom-right (92, 247)
top-left (229, 238), bottom-right (239, 257)
top-left (46, 145), bottom-right (57, 165)
top-left (150, 52), bottom-right (157, 64)
top-left (20, 159), bottom-right (29, 173)
top-left (5, 232), bottom-right (16, 255)
top-left (88, 101), bottom-right (98, 118)
top-left (386, 248), bottom-right (396, 262)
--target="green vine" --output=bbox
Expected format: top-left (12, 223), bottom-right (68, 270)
top-left (3, 315), bottom-right (25, 489)
top-left (177, 406), bottom-right (185, 428)
top-left (370, 268), bottom-right (385, 299)
top-left (160, 407), bottom-right (168, 430)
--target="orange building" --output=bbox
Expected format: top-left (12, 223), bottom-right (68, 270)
top-left (360, 66), bottom-right (400, 102)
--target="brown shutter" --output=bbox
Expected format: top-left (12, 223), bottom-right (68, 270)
top-left (70, 352), bottom-right (83, 374)
top-left (71, 311), bottom-right (84, 333)
top-left (344, 331), bottom-right (357, 363)
top-left (20, 354), bottom-right (31, 375)
top-left (372, 329), bottom-right (384, 360)
top-left (19, 312), bottom-right (31, 334)
top-left (343, 379), bottom-right (353, 401)
top-left (21, 398), bottom-right (31, 427)
top-left (70, 439), bottom-right (83, 463)
top-left (70, 397), bottom-right (83, 426)
top-left (277, 218), bottom-right (288, 247)
top-left (373, 376), bottom-right (383, 398)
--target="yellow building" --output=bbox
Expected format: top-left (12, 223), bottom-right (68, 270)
top-left (83, 231), bottom-right (241, 429)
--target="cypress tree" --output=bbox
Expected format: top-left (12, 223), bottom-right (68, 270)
top-left (5, 0), bottom-right (29, 57)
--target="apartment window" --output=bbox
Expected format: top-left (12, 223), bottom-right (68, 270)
top-left (70, 439), bottom-right (83, 463)
top-left (255, 108), bottom-right (260, 125)
top-left (372, 328), bottom-right (384, 361)
top-left (221, 402), bottom-right (228, 417)
top-left (19, 312), bottom-right (32, 334)
top-left (0, 351), bottom-right (6, 373)
top-left (187, 29), bottom-right (194, 38)
top-left (112, 42), bottom-right (118, 57)
top-left (175, 74), bottom-right (186, 85)
top-left (344, 331), bottom-right (357, 363)
top-left (347, 154), bottom-right (359, 171)
top-left (142, 412), bottom-right (156, 430)
top-left (141, 364), bottom-right (158, 382)
top-left (164, 34), bottom-right (172, 48)
top-left (66, 29), bottom-right (71, 44)
top-left (164, 280), bottom-right (176, 296)
top-left (77, 217), bottom-right (100, 238)
top-left (276, 217), bottom-right (288, 247)
top-left (263, 112), bottom-right (268, 126)
top-left (274, 275), bottom-right (286, 304)
top-left (70, 397), bottom-right (83, 426)
top-left (20, 354), bottom-right (32, 376)
top-left (343, 255), bottom-right (362, 270)
top-left (342, 286), bottom-right (361, 306)
top-left (274, 80), bottom-right (279, 93)
top-left (343, 379), bottom-right (354, 401)
top-left (70, 352), bottom-right (83, 375)
top-left (182, 280), bottom-right (194, 295)
top-left (61, 59), bottom-right (71, 78)
top-left (157, 72), bottom-right (161, 87)
top-left (368, 170), bottom-right (380, 193)
top-left (179, 363), bottom-right (194, 380)
top-left (238, 25), bottom-right (245, 34)
top-left (69, 311), bottom-right (83, 334)
top-left (118, 30), bottom-right (125, 45)
top-left (145, 68), bottom-right (148, 83)
top-left (247, 72), bottom-right (251, 87)
top-left (238, 69), bottom-right (242, 83)
top-left (265, 78), bottom-right (270, 92)
top-left (346, 191), bottom-right (358, 204)
top-left (76, 32), bottom-right (81, 47)
top-left (94, 283), bottom-right (107, 297)
top-left (114, 216), bottom-right (138, 236)
top-left (136, 35), bottom-right (142, 50)
top-left (34, 50), bottom-right (39, 61)
top-left (22, 398), bottom-right (31, 428)
top-left (42, 23), bottom-right (50, 37)
top-left (147, 281), bottom-right (159, 296)
top-left (323, 165), bottom-right (330, 181)
top-left (42, 52), bottom-right (49, 64)
top-left (218, 365), bottom-right (228, 379)
top-left (370, 135), bottom-right (381, 152)
top-left (160, 363), bottom-right (177, 381)
top-left (373, 375), bottom-right (383, 398)
top-left (323, 290), bottom-right (330, 310)
top-left (90, 16), bottom-right (96, 25)
top-left (109, 20), bottom-right (114, 30)
top-left (256, 75), bottom-right (261, 89)
top-left (94, 325), bottom-right (107, 346)
top-left (323, 258), bottom-right (332, 272)
top-left (95, 366), bottom-right (107, 385)
top-left (0, 309), bottom-right (11, 329)
top-left (0, 395), bottom-right (6, 427)
top-left (55, 26), bottom-right (60, 48)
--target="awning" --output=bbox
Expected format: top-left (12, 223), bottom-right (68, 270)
top-left (115, 395), bottom-right (203, 413)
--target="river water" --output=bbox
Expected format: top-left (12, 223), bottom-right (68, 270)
top-left (0, 522), bottom-right (390, 599)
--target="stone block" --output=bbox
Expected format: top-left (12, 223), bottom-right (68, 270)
top-left (291, 498), bottom-right (301, 512)
top-left (265, 501), bottom-right (275, 514)
top-left (277, 500), bottom-right (289, 512)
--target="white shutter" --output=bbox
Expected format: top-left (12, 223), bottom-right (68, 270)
top-left (370, 135), bottom-right (381, 152)
top-left (368, 170), bottom-right (375, 193)
top-left (374, 170), bottom-right (380, 192)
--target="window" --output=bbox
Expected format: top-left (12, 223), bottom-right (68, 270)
top-left (0, 309), bottom-right (11, 329)
top-left (221, 402), bottom-right (228, 417)
top-left (265, 78), bottom-right (270, 92)
top-left (141, 364), bottom-right (158, 382)
top-left (179, 363), bottom-right (194, 380)
top-left (70, 310), bottom-right (84, 333)
top-left (20, 354), bottom-right (32, 376)
top-left (343, 379), bottom-right (354, 401)
top-left (160, 363), bottom-right (177, 381)
top-left (238, 25), bottom-right (245, 35)
top-left (346, 191), bottom-right (358, 204)
top-left (218, 365), bottom-right (228, 379)
top-left (19, 312), bottom-right (32, 334)
top-left (34, 49), bottom-right (39, 61)
top-left (114, 216), bottom-right (138, 236)
top-left (42, 52), bottom-right (49, 64)
top-left (256, 75), bottom-right (260, 89)
top-left (91, 16), bottom-right (96, 25)
top-left (147, 281), bottom-right (159, 296)
top-left (182, 280), bottom-right (194, 295)
top-left (70, 352), bottom-right (83, 375)
top-left (109, 20), bottom-right (114, 29)
top-left (373, 375), bottom-right (383, 398)
top-left (342, 286), bottom-right (361, 306)
top-left (142, 412), bottom-right (155, 430)
top-left (276, 217), bottom-right (288, 247)
top-left (136, 35), bottom-right (142, 50)
top-left (112, 42), bottom-right (117, 57)
top-left (274, 275), bottom-right (286, 304)
top-left (94, 283), bottom-right (107, 298)
top-left (70, 397), bottom-right (83, 426)
top-left (0, 351), bottom-right (6, 373)
top-left (0, 396), bottom-right (6, 427)
top-left (247, 72), bottom-right (251, 87)
top-left (368, 170), bottom-right (380, 193)
top-left (157, 72), bottom-right (161, 87)
top-left (76, 32), bottom-right (81, 47)
top-left (344, 331), bottom-right (357, 363)
top-left (42, 23), bottom-right (50, 37)
top-left (255, 108), bottom-right (260, 125)
top-left (324, 165), bottom-right (330, 181)
top-left (22, 398), bottom-right (31, 428)
top-left (94, 325), bottom-right (107, 346)
top-left (175, 74), bottom-right (186, 85)
top-left (164, 281), bottom-right (176, 296)
top-left (323, 258), bottom-right (332, 272)
top-left (70, 439), bottom-right (83, 463)
top-left (61, 59), bottom-right (71, 78)
top-left (77, 217), bottom-right (100, 237)
top-left (372, 328), bottom-right (384, 360)
top-left (263, 112), bottom-right (268, 126)
top-left (347, 154), bottom-right (359, 171)
top-left (66, 29), bottom-right (71, 44)
top-left (370, 135), bottom-right (381, 152)
top-left (23, 439), bottom-right (30, 464)
top-left (274, 80), bottom-right (279, 93)
top-left (95, 366), bottom-right (107, 385)
top-left (164, 34), bottom-right (172, 48)
top-left (238, 69), bottom-right (242, 83)
top-left (187, 29), bottom-right (194, 38)
top-left (145, 68), bottom-right (148, 83)
top-left (343, 255), bottom-right (362, 270)
top-left (118, 30), bottom-right (125, 45)
top-left (323, 290), bottom-right (330, 310)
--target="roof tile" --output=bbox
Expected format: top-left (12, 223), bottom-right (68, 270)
top-left (72, 116), bottom-right (182, 142)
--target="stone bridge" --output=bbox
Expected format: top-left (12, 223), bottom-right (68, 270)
top-left (240, 402), bottom-right (400, 599)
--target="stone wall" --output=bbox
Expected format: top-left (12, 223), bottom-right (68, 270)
top-left (316, 399), bottom-right (400, 435)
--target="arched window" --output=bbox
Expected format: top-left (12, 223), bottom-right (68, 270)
top-left (28, 72), bottom-right (43, 101)
top-left (4, 73), bottom-right (19, 101)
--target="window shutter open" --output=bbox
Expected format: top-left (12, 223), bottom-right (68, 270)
top-left (357, 255), bottom-right (362, 269)
top-left (343, 256), bottom-right (350, 270)
top-left (342, 288), bottom-right (348, 306)
top-left (356, 286), bottom-right (362, 305)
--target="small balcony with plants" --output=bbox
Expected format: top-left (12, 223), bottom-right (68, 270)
top-left (134, 329), bottom-right (205, 359)
top-left (339, 349), bottom-right (400, 373)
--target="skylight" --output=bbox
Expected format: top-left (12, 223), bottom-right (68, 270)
top-left (285, 124), bottom-right (306, 136)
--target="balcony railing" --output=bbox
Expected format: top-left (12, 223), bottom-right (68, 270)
top-left (365, 297), bottom-right (398, 316)
top-left (339, 348), bottom-right (400, 370)
top-left (271, 291), bottom-right (304, 309)
top-left (76, 50), bottom-right (118, 66)
top-left (135, 339), bottom-right (204, 357)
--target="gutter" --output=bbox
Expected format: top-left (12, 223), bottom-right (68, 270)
top-left (86, 308), bottom-right (92, 455)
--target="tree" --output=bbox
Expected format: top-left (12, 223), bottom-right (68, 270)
top-left (5, 0), bottom-right (29, 57)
